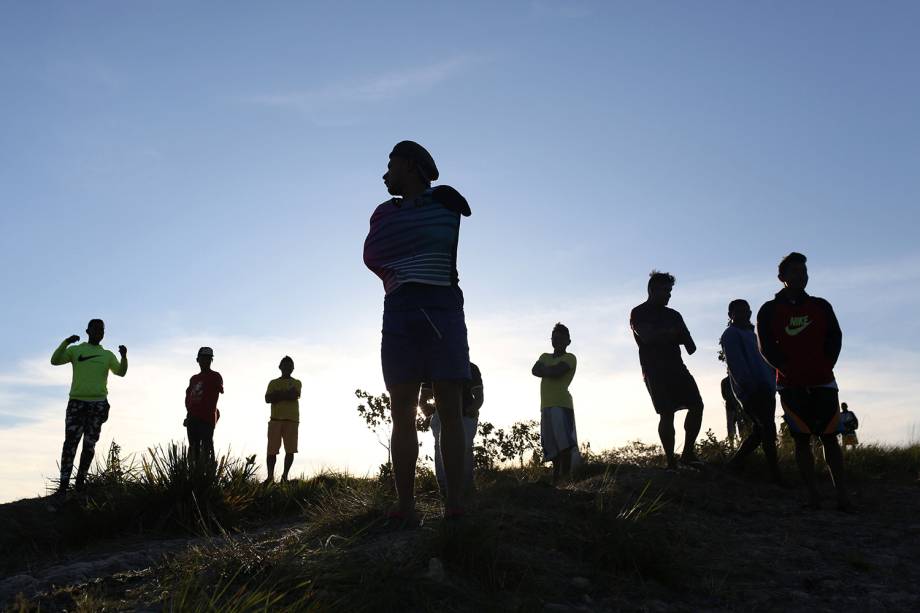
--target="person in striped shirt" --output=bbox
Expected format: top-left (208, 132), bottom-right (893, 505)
top-left (364, 141), bottom-right (473, 523)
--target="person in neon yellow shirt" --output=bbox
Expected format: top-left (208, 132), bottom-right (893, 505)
top-left (50, 319), bottom-right (127, 495)
top-left (264, 356), bottom-right (302, 483)
top-left (532, 323), bottom-right (577, 484)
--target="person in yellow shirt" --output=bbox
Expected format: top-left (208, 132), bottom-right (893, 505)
top-left (264, 356), bottom-right (302, 483)
top-left (532, 323), bottom-right (577, 484)
top-left (49, 319), bottom-right (127, 495)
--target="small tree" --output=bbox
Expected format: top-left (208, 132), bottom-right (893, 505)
top-left (355, 389), bottom-right (430, 477)
top-left (501, 420), bottom-right (542, 467)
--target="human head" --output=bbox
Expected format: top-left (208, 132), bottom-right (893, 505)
top-left (279, 355), bottom-right (294, 376)
top-left (197, 346), bottom-right (214, 371)
top-left (86, 319), bottom-right (105, 344)
top-left (383, 140), bottom-right (438, 197)
top-left (778, 252), bottom-right (808, 291)
top-left (841, 402), bottom-right (849, 412)
top-left (551, 322), bottom-right (571, 352)
top-left (647, 271), bottom-right (675, 306)
top-left (728, 299), bottom-right (752, 327)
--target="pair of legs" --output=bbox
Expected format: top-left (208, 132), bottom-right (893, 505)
top-left (186, 417), bottom-right (215, 464)
top-left (58, 399), bottom-right (109, 492)
top-left (780, 387), bottom-right (849, 509)
top-left (658, 405), bottom-right (703, 469)
top-left (793, 433), bottom-right (848, 509)
top-left (390, 380), bottom-right (466, 515)
top-left (431, 412), bottom-right (477, 495)
top-left (266, 453), bottom-right (294, 482)
top-left (729, 393), bottom-right (781, 482)
top-left (541, 406), bottom-right (578, 484)
top-left (265, 419), bottom-right (298, 482)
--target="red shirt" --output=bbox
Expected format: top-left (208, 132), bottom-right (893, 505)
top-left (185, 370), bottom-right (224, 425)
top-left (757, 290), bottom-right (842, 387)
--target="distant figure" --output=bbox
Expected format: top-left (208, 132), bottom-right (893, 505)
top-left (264, 356), bottom-right (302, 483)
top-left (50, 319), bottom-right (128, 495)
top-left (363, 140), bottom-right (473, 522)
top-left (419, 362), bottom-right (484, 495)
top-left (630, 272), bottom-right (704, 470)
top-left (840, 402), bottom-right (860, 450)
top-left (720, 299), bottom-right (781, 482)
top-left (184, 347), bottom-right (223, 463)
top-left (721, 375), bottom-right (745, 447)
top-left (532, 323), bottom-right (578, 484)
top-left (757, 252), bottom-right (850, 510)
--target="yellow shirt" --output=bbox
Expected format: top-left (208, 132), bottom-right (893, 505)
top-left (538, 352), bottom-right (576, 409)
top-left (266, 377), bottom-right (302, 422)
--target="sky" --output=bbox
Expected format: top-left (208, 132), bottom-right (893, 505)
top-left (1, 1), bottom-right (919, 503)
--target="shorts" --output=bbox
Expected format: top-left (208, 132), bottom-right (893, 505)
top-left (267, 419), bottom-right (299, 454)
top-left (644, 369), bottom-right (704, 414)
top-left (779, 386), bottom-right (841, 436)
top-left (541, 406), bottom-right (577, 461)
top-left (842, 432), bottom-right (859, 446)
top-left (381, 307), bottom-right (470, 388)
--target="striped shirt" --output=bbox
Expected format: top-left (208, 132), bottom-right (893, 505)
top-left (364, 186), bottom-right (470, 295)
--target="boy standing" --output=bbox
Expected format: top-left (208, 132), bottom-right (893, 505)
top-left (50, 319), bottom-right (128, 494)
top-left (630, 272), bottom-right (704, 470)
top-left (757, 252), bottom-right (849, 510)
top-left (264, 356), bottom-right (302, 483)
top-left (184, 347), bottom-right (223, 462)
top-left (532, 323), bottom-right (578, 484)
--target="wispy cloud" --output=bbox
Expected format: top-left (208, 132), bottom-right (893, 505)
top-left (244, 55), bottom-right (479, 119)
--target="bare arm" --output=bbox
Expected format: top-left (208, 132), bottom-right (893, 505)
top-left (532, 361), bottom-right (571, 378)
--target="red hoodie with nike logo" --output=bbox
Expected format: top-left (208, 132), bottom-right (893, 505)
top-left (756, 289), bottom-right (842, 388)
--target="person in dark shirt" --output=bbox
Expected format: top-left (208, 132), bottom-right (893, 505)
top-left (630, 271), bottom-right (704, 470)
top-left (757, 252), bottom-right (849, 510)
top-left (419, 362), bottom-right (484, 496)
top-left (184, 347), bottom-right (224, 463)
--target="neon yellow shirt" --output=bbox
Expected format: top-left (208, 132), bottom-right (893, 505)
top-left (266, 377), bottom-right (302, 422)
top-left (538, 352), bottom-right (576, 409)
top-left (51, 341), bottom-right (127, 401)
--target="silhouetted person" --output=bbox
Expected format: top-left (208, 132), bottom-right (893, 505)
top-left (757, 252), bottom-right (849, 510)
top-left (630, 271), bottom-right (704, 470)
top-left (184, 347), bottom-right (223, 463)
top-left (264, 356), bottom-right (302, 483)
top-left (533, 323), bottom-right (578, 484)
top-left (840, 402), bottom-right (860, 450)
top-left (420, 362), bottom-right (484, 495)
top-left (364, 140), bottom-right (473, 522)
top-left (50, 319), bottom-right (127, 495)
top-left (721, 375), bottom-right (745, 447)
top-left (720, 299), bottom-right (781, 482)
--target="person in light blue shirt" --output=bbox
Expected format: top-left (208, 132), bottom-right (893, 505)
top-left (719, 299), bottom-right (781, 483)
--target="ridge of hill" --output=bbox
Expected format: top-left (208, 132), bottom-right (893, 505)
top-left (2, 441), bottom-right (919, 612)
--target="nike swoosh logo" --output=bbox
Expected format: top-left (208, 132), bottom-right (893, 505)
top-left (784, 321), bottom-right (812, 336)
top-left (77, 355), bottom-right (100, 362)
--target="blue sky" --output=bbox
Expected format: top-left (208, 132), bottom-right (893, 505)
top-left (1, 1), bottom-right (919, 502)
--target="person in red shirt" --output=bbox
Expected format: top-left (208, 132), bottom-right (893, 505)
top-left (184, 347), bottom-right (224, 463)
top-left (757, 253), bottom-right (849, 510)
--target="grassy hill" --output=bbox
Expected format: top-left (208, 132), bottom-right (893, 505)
top-left (2, 438), bottom-right (919, 612)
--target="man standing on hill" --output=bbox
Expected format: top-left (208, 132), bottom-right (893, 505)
top-left (630, 271), bottom-right (705, 470)
top-left (533, 324), bottom-right (578, 484)
top-left (364, 140), bottom-right (473, 522)
top-left (264, 356), bottom-right (302, 483)
top-left (50, 319), bottom-right (128, 495)
top-left (757, 252), bottom-right (849, 510)
top-left (720, 299), bottom-right (781, 483)
top-left (184, 347), bottom-right (223, 463)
